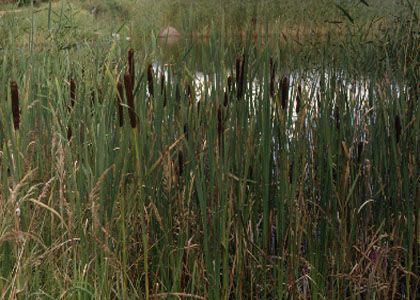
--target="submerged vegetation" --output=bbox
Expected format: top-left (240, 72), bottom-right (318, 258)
top-left (0, 0), bottom-right (419, 299)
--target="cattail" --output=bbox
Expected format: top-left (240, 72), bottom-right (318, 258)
top-left (239, 54), bottom-right (246, 99)
top-left (227, 75), bottom-right (233, 92)
top-left (183, 123), bottom-right (189, 140)
top-left (69, 78), bottom-right (76, 110)
top-left (161, 74), bottom-right (167, 107)
top-left (10, 81), bottom-right (20, 130)
top-left (296, 85), bottom-right (302, 114)
top-left (269, 57), bottom-right (276, 99)
top-left (280, 76), bottom-right (288, 110)
top-left (334, 105), bottom-right (340, 130)
top-left (357, 141), bottom-right (364, 163)
top-left (67, 127), bottom-right (72, 141)
top-left (147, 64), bottom-right (154, 97)
top-left (178, 150), bottom-right (184, 177)
top-left (90, 90), bottom-right (95, 105)
top-left (163, 89), bottom-right (167, 107)
top-left (235, 57), bottom-right (241, 87)
top-left (185, 82), bottom-right (192, 103)
top-left (289, 161), bottom-right (294, 183)
top-left (160, 74), bottom-right (165, 93)
top-left (128, 48), bottom-right (135, 83)
top-left (394, 115), bottom-right (401, 144)
top-left (224, 91), bottom-right (229, 107)
top-left (236, 55), bottom-right (245, 100)
top-left (217, 106), bottom-right (224, 154)
top-left (116, 80), bottom-right (124, 127)
top-left (224, 76), bottom-right (232, 107)
top-left (124, 72), bottom-right (137, 128)
top-left (175, 84), bottom-right (181, 103)
top-left (248, 166), bottom-right (253, 178)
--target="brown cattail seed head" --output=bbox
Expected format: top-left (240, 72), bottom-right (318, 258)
top-left (183, 123), bottom-right (189, 140)
top-left (334, 105), bottom-right (340, 130)
top-left (178, 150), bottom-right (184, 177)
top-left (395, 115), bottom-right (401, 144)
top-left (147, 64), bottom-right (154, 97)
top-left (124, 72), bottom-right (137, 128)
top-left (280, 76), bottom-right (288, 110)
top-left (239, 54), bottom-right (246, 99)
top-left (185, 83), bottom-right (192, 103)
top-left (10, 81), bottom-right (20, 130)
top-left (235, 57), bottom-right (241, 87)
top-left (69, 78), bottom-right (76, 109)
top-left (217, 106), bottom-right (223, 135)
top-left (269, 57), bottom-right (276, 99)
top-left (128, 48), bottom-right (135, 83)
top-left (357, 141), bottom-right (364, 163)
top-left (296, 85), bottom-right (302, 114)
top-left (116, 80), bottom-right (124, 127)
top-left (227, 75), bottom-right (233, 92)
top-left (161, 73), bottom-right (167, 107)
top-left (67, 126), bottom-right (72, 141)
top-left (160, 74), bottom-right (165, 93)
top-left (217, 106), bottom-right (224, 154)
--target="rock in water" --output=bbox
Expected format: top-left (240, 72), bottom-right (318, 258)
top-left (158, 26), bottom-right (180, 45)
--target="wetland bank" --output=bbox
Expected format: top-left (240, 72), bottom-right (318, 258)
top-left (0, 0), bottom-right (419, 299)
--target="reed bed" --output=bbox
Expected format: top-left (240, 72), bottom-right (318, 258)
top-left (0, 7), bottom-right (418, 300)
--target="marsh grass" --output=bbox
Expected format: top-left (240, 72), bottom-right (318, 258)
top-left (0, 1), bottom-right (419, 299)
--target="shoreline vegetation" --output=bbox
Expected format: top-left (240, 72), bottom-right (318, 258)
top-left (0, 0), bottom-right (419, 299)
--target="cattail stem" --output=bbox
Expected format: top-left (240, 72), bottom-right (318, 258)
top-left (124, 72), bottom-right (137, 128)
top-left (116, 80), bottom-right (124, 127)
top-left (10, 81), bottom-right (20, 130)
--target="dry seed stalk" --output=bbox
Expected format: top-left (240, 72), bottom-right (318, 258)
top-left (124, 72), bottom-right (137, 128)
top-left (10, 81), bottom-right (20, 130)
